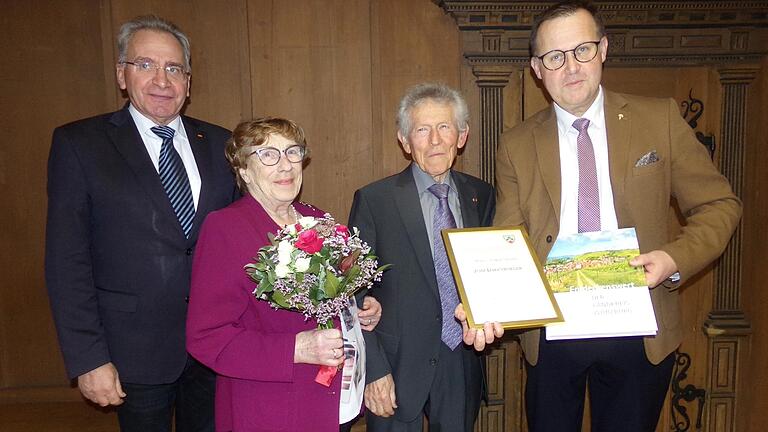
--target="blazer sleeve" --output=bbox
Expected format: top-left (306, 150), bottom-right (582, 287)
top-left (660, 98), bottom-right (742, 282)
top-left (494, 131), bottom-right (527, 228)
top-left (348, 189), bottom-right (391, 384)
top-left (45, 127), bottom-right (111, 379)
top-left (186, 212), bottom-right (298, 382)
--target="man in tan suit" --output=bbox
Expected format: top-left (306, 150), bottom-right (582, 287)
top-left (493, 1), bottom-right (742, 431)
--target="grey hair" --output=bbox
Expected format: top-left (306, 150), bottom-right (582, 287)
top-left (117, 15), bottom-right (191, 71)
top-left (396, 83), bottom-right (469, 139)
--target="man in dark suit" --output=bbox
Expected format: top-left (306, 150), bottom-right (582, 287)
top-left (348, 83), bottom-right (495, 431)
top-left (45, 15), bottom-right (235, 432)
top-left (491, 1), bottom-right (742, 431)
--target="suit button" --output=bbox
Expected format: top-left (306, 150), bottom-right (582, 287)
top-left (430, 358), bottom-right (438, 366)
top-left (185, 296), bottom-right (190, 303)
top-left (435, 315), bottom-right (441, 321)
top-left (185, 248), bottom-right (193, 256)
top-left (546, 235), bottom-right (553, 243)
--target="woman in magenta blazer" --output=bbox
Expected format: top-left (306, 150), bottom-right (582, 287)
top-left (186, 118), bottom-right (380, 431)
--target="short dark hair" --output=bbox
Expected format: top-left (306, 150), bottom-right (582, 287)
top-left (529, 0), bottom-right (605, 56)
top-left (225, 117), bottom-right (307, 193)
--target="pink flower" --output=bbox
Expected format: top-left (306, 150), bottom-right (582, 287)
top-left (295, 229), bottom-right (324, 254)
top-left (334, 225), bottom-right (350, 240)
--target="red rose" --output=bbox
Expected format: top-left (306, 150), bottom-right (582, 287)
top-left (334, 225), bottom-right (350, 240)
top-left (295, 229), bottom-right (324, 254)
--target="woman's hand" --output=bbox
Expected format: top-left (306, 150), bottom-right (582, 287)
top-left (358, 295), bottom-right (382, 331)
top-left (294, 328), bottom-right (345, 367)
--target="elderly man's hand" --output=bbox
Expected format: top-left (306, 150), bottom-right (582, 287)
top-left (364, 374), bottom-right (397, 417)
top-left (358, 295), bottom-right (382, 331)
top-left (294, 328), bottom-right (345, 367)
top-left (455, 303), bottom-right (504, 351)
top-left (77, 362), bottom-right (126, 407)
top-left (630, 250), bottom-right (678, 288)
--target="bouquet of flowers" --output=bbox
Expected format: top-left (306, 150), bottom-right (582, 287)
top-left (245, 213), bottom-right (389, 384)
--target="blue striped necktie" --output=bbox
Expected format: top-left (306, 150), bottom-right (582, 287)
top-left (151, 125), bottom-right (195, 238)
top-left (428, 183), bottom-right (463, 350)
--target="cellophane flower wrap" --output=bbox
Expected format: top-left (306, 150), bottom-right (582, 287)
top-left (245, 213), bottom-right (389, 330)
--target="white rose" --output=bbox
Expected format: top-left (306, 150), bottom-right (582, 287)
top-left (298, 216), bottom-right (318, 229)
top-left (284, 224), bottom-right (297, 235)
top-left (277, 241), bottom-right (294, 265)
top-left (275, 263), bottom-right (291, 278)
top-left (294, 257), bottom-right (311, 272)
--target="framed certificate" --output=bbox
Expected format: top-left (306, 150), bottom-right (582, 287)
top-left (442, 226), bottom-right (563, 329)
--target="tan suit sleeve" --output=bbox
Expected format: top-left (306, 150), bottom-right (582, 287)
top-left (658, 98), bottom-right (742, 283)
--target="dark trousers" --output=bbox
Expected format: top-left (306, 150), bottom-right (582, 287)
top-left (366, 343), bottom-right (481, 432)
top-left (117, 357), bottom-right (215, 432)
top-left (525, 333), bottom-right (674, 432)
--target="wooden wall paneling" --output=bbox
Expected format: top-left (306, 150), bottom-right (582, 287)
top-left (459, 63), bottom-right (481, 178)
top-left (740, 54), bottom-right (768, 432)
top-left (372, 0), bottom-right (463, 184)
top-left (0, 0), bottom-right (113, 400)
top-left (247, 0), bottom-right (375, 222)
top-left (522, 70), bottom-right (549, 120)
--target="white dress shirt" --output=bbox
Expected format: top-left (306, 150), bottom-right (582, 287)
top-left (554, 86), bottom-right (618, 235)
top-left (129, 105), bottom-right (202, 209)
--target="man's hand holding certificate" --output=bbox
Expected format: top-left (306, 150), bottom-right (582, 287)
top-left (442, 227), bottom-right (562, 330)
top-left (444, 226), bottom-right (658, 342)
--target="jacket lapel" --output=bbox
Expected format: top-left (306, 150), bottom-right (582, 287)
top-left (183, 116), bottom-right (214, 243)
top-left (604, 90), bottom-right (632, 226)
top-left (454, 172), bottom-right (480, 229)
top-left (108, 107), bottom-right (185, 238)
top-left (533, 107), bottom-right (562, 224)
top-left (393, 167), bottom-right (440, 299)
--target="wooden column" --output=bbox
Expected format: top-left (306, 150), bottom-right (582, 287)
top-left (703, 66), bottom-right (758, 432)
top-left (472, 65), bottom-right (515, 184)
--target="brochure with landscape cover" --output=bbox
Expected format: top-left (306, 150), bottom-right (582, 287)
top-left (543, 227), bottom-right (658, 340)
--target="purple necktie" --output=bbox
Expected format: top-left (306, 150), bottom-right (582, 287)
top-left (574, 118), bottom-right (601, 233)
top-left (428, 183), bottom-right (463, 350)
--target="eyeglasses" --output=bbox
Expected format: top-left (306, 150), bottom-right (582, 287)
top-left (120, 58), bottom-right (190, 81)
top-left (249, 144), bottom-right (307, 166)
top-left (536, 41), bottom-right (601, 71)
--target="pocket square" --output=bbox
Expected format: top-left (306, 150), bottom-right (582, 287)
top-left (635, 150), bottom-right (659, 167)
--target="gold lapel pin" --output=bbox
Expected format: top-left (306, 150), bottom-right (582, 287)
top-left (196, 132), bottom-right (204, 139)
top-left (618, 114), bottom-right (624, 120)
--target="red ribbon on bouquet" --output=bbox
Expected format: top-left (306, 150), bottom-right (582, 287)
top-left (315, 365), bottom-right (339, 387)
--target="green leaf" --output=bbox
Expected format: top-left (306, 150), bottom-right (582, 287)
top-left (255, 280), bottom-right (273, 297)
top-left (308, 258), bottom-right (321, 274)
top-left (324, 272), bottom-right (340, 298)
top-left (271, 290), bottom-right (290, 308)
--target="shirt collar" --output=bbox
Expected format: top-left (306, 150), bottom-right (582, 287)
top-left (554, 85), bottom-right (605, 133)
top-left (411, 163), bottom-right (456, 195)
top-left (128, 104), bottom-right (183, 136)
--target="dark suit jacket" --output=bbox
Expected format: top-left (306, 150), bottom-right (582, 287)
top-left (495, 90), bottom-right (742, 365)
top-left (45, 106), bottom-right (236, 384)
top-left (348, 165), bottom-right (495, 423)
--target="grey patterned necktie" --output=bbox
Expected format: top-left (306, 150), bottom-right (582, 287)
top-left (151, 125), bottom-right (195, 238)
top-left (428, 183), bottom-right (463, 350)
top-left (573, 118), bottom-right (601, 233)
